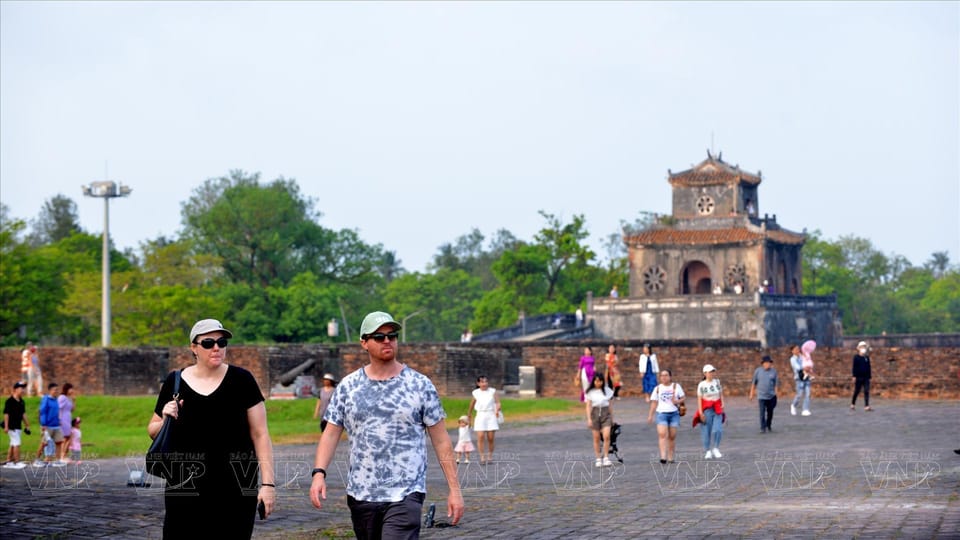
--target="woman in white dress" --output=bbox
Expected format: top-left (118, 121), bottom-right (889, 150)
top-left (467, 375), bottom-right (501, 465)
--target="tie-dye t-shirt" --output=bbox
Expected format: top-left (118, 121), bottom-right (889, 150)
top-left (324, 365), bottom-right (446, 502)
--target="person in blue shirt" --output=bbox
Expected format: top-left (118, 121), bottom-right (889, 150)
top-left (37, 382), bottom-right (63, 463)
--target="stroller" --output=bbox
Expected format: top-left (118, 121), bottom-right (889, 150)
top-left (599, 422), bottom-right (623, 463)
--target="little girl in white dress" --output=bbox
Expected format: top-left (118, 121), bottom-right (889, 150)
top-left (454, 415), bottom-right (475, 464)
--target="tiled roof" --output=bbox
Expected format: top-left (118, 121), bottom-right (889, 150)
top-left (625, 227), bottom-right (805, 246)
top-left (668, 154), bottom-right (761, 187)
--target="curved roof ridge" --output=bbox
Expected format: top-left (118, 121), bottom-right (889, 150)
top-left (668, 151), bottom-right (762, 187)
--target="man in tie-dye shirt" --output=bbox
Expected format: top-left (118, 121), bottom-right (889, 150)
top-left (309, 311), bottom-right (464, 538)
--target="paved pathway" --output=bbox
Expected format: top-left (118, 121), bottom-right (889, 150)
top-left (2, 397), bottom-right (958, 539)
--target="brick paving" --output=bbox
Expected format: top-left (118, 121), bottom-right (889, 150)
top-left (1, 397), bottom-right (958, 539)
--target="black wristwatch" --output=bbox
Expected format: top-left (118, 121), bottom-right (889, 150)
top-left (311, 467), bottom-right (327, 478)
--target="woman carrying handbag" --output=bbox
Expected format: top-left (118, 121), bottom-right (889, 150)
top-left (148, 319), bottom-right (276, 539)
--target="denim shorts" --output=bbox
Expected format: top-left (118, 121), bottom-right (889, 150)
top-left (656, 410), bottom-right (680, 427)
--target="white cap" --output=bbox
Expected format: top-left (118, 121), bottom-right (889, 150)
top-left (702, 364), bottom-right (716, 373)
top-left (857, 341), bottom-right (868, 349)
top-left (190, 319), bottom-right (233, 343)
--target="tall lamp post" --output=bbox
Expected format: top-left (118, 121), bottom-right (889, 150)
top-left (82, 181), bottom-right (132, 346)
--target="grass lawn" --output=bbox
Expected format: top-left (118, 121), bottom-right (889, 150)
top-left (4, 395), bottom-right (581, 460)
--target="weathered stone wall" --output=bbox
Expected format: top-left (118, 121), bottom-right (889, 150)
top-left (2, 342), bottom-right (957, 400)
top-left (590, 294), bottom-right (840, 347)
top-left (759, 294), bottom-right (842, 348)
top-left (519, 342), bottom-right (960, 401)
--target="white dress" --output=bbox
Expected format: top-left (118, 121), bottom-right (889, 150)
top-left (472, 387), bottom-right (500, 431)
top-left (454, 425), bottom-right (476, 452)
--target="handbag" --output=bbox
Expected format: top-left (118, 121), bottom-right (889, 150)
top-left (674, 383), bottom-right (686, 416)
top-left (145, 369), bottom-right (181, 480)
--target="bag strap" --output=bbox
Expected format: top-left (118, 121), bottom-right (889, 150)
top-left (171, 369), bottom-right (182, 414)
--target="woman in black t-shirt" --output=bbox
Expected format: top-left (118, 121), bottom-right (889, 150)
top-left (148, 319), bottom-right (276, 539)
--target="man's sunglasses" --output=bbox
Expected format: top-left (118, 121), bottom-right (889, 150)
top-left (364, 332), bottom-right (399, 343)
top-left (194, 337), bottom-right (229, 349)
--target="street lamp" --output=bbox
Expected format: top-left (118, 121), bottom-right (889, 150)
top-left (82, 180), bottom-right (132, 346)
top-left (401, 310), bottom-right (424, 342)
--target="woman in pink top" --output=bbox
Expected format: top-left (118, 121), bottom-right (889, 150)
top-left (575, 347), bottom-right (596, 402)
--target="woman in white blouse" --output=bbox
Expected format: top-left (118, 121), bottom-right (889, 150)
top-left (646, 369), bottom-right (685, 464)
top-left (583, 374), bottom-right (615, 467)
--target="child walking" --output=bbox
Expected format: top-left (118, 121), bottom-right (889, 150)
top-left (33, 428), bottom-right (55, 466)
top-left (454, 415), bottom-right (475, 464)
top-left (68, 417), bottom-right (82, 462)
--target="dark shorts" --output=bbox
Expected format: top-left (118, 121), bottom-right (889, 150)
top-left (348, 491), bottom-right (425, 540)
top-left (590, 406), bottom-right (613, 430)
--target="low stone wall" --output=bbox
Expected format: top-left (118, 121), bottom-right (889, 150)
top-left (520, 342), bottom-right (960, 401)
top-left (2, 341), bottom-right (957, 400)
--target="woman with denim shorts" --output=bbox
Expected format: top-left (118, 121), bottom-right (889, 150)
top-left (646, 369), bottom-right (685, 464)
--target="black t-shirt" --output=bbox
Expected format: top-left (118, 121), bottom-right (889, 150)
top-left (3, 396), bottom-right (26, 430)
top-left (153, 365), bottom-right (264, 494)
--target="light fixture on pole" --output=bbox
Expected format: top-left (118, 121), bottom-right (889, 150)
top-left (401, 309), bottom-right (424, 342)
top-left (82, 180), bottom-right (132, 346)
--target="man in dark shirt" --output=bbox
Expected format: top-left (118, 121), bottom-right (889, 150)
top-left (851, 341), bottom-right (872, 411)
top-left (3, 381), bottom-right (30, 467)
top-left (749, 355), bottom-right (779, 433)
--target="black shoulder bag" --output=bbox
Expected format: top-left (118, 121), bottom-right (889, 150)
top-left (146, 369), bottom-right (181, 480)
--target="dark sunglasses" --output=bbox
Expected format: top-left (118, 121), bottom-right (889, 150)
top-left (365, 331), bottom-right (399, 343)
top-left (195, 337), bottom-right (229, 349)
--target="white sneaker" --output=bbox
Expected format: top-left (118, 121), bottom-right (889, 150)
top-left (790, 404), bottom-right (797, 416)
top-left (801, 410), bottom-right (811, 416)
top-left (602, 457), bottom-right (612, 467)
top-left (2, 462), bottom-right (16, 469)
top-left (712, 448), bottom-right (723, 459)
top-left (32, 460), bottom-right (45, 468)
top-left (704, 451), bottom-right (713, 459)
top-left (595, 458), bottom-right (602, 468)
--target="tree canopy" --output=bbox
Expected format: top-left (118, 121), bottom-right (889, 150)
top-left (2, 180), bottom-right (957, 346)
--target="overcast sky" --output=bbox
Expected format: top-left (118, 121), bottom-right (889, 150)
top-left (2, 1), bottom-right (957, 273)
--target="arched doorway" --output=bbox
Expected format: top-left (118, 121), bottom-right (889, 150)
top-left (681, 261), bottom-right (713, 295)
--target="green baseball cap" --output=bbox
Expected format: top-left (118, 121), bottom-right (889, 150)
top-left (359, 311), bottom-right (401, 337)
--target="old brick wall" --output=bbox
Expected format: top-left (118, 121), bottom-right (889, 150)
top-left (2, 342), bottom-right (958, 400)
top-left (520, 342), bottom-right (960, 401)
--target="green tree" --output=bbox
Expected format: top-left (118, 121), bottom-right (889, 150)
top-left (429, 228), bottom-right (519, 290)
top-left (925, 251), bottom-right (951, 279)
top-left (274, 272), bottom-right (351, 343)
top-left (182, 171), bottom-right (392, 289)
top-left (29, 194), bottom-right (83, 246)
top-left (918, 269), bottom-right (960, 332)
top-left (534, 211), bottom-right (595, 300)
top-left (49, 233), bottom-right (137, 344)
top-left (181, 171), bottom-right (318, 286)
top-left (470, 212), bottom-right (599, 331)
top-left (384, 268), bottom-right (483, 341)
top-left (0, 206), bottom-right (34, 344)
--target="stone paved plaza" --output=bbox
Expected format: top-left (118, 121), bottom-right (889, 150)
top-left (1, 397), bottom-right (958, 539)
